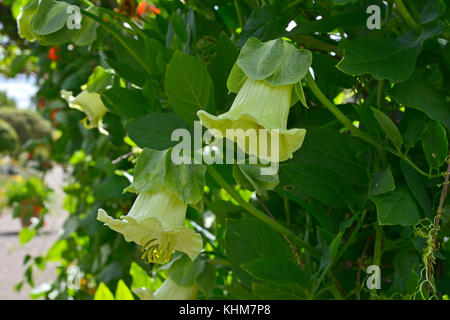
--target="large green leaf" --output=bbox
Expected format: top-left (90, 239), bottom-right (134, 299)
top-left (242, 258), bottom-right (310, 287)
top-left (371, 186), bottom-right (420, 226)
top-left (165, 51), bottom-right (214, 124)
top-left (17, 0), bottom-right (39, 41)
top-left (125, 148), bottom-right (205, 204)
top-left (421, 121), bottom-right (448, 169)
top-left (371, 107), bottom-right (403, 152)
top-left (337, 23), bottom-right (444, 83)
top-left (125, 148), bottom-right (168, 194)
top-left (400, 159), bottom-right (433, 218)
top-left (237, 37), bottom-right (312, 86)
top-left (280, 128), bottom-right (368, 207)
top-left (101, 86), bottom-right (152, 119)
top-left (232, 163), bottom-right (279, 196)
top-left (165, 155), bottom-right (206, 205)
top-left (252, 281), bottom-right (307, 300)
top-left (31, 0), bottom-right (69, 35)
top-left (238, 6), bottom-right (290, 45)
top-left (390, 70), bottom-right (450, 130)
top-left (168, 255), bottom-right (205, 286)
top-left (126, 113), bottom-right (192, 150)
top-left (370, 167), bottom-right (395, 197)
top-left (225, 219), bottom-right (294, 288)
top-left (208, 32), bottom-right (238, 111)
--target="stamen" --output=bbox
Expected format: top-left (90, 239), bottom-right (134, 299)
top-left (141, 234), bottom-right (176, 264)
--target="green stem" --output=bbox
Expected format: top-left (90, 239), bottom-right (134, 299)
top-left (386, 0), bottom-right (394, 19)
top-left (394, 0), bottom-right (421, 33)
top-left (206, 166), bottom-right (320, 260)
top-left (234, 0), bottom-right (245, 30)
top-left (370, 225), bottom-right (383, 300)
top-left (377, 80), bottom-right (385, 110)
top-left (80, 9), bottom-right (152, 76)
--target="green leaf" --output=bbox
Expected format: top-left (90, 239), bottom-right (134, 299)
top-left (17, 0), bottom-right (39, 41)
top-left (102, 86), bottom-right (152, 119)
top-left (126, 148), bottom-right (205, 204)
top-left (225, 219), bottom-right (294, 288)
top-left (391, 250), bottom-right (419, 294)
top-left (31, 0), bottom-right (69, 35)
top-left (239, 6), bottom-right (290, 46)
top-left (197, 263), bottom-right (216, 298)
top-left (370, 167), bottom-right (395, 196)
top-left (410, 0), bottom-right (444, 24)
top-left (129, 262), bottom-right (152, 291)
top-left (72, 7), bottom-right (99, 47)
top-left (170, 12), bottom-right (188, 43)
top-left (94, 282), bottom-right (115, 300)
top-left (252, 281), bottom-right (307, 300)
top-left (371, 107), bottom-right (403, 152)
top-left (280, 128), bottom-right (368, 207)
top-left (337, 24), bottom-right (444, 83)
top-left (402, 110), bottom-right (428, 151)
top-left (237, 37), bottom-right (312, 85)
top-left (165, 51), bottom-right (215, 124)
top-left (168, 255), bottom-right (205, 286)
top-left (83, 66), bottom-right (114, 93)
top-left (371, 186), bottom-right (420, 226)
top-left (126, 113), bottom-right (192, 150)
top-left (233, 163), bottom-right (279, 195)
top-left (400, 159), bottom-right (433, 218)
top-left (125, 148), bottom-right (168, 193)
top-left (226, 63), bottom-right (247, 93)
top-left (317, 231), bottom-right (343, 276)
top-left (390, 70), bottom-right (450, 130)
top-left (165, 155), bottom-right (206, 205)
top-left (421, 121), bottom-right (448, 169)
top-left (242, 258), bottom-right (311, 287)
top-left (208, 32), bottom-right (239, 110)
top-left (19, 227), bottom-right (37, 245)
top-left (115, 280), bottom-right (134, 300)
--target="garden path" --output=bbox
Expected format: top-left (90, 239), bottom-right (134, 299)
top-left (0, 165), bottom-right (68, 299)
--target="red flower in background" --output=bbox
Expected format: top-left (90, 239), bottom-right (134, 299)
top-left (47, 47), bottom-right (60, 61)
top-left (150, 4), bottom-right (161, 15)
top-left (51, 109), bottom-right (58, 120)
top-left (136, 1), bottom-right (147, 16)
top-left (38, 98), bottom-right (45, 108)
top-left (33, 206), bottom-right (42, 214)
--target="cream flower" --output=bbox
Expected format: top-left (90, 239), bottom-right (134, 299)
top-left (197, 78), bottom-right (306, 162)
top-left (61, 90), bottom-right (108, 135)
top-left (134, 277), bottom-right (198, 300)
top-left (97, 187), bottom-right (202, 264)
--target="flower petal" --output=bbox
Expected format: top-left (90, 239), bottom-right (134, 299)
top-left (173, 226), bottom-right (203, 261)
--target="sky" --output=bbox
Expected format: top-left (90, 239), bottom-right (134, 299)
top-left (0, 73), bottom-right (38, 109)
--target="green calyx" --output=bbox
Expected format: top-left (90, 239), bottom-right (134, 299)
top-left (227, 37), bottom-right (312, 92)
top-left (125, 148), bottom-right (206, 206)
